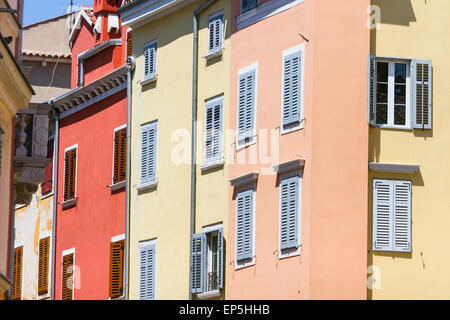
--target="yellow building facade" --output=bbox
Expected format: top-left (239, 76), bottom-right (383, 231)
top-left (120, 0), bottom-right (230, 300)
top-left (368, 0), bottom-right (450, 299)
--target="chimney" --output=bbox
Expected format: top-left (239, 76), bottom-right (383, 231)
top-left (93, 0), bottom-right (122, 42)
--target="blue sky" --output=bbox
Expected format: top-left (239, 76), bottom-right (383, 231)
top-left (23, 0), bottom-right (93, 26)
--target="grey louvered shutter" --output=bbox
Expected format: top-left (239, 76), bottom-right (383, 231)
top-left (236, 189), bottom-right (253, 261)
top-left (208, 14), bottom-right (223, 54)
top-left (280, 176), bottom-right (299, 250)
top-left (139, 243), bottom-right (156, 300)
top-left (367, 54), bottom-right (377, 125)
top-left (217, 227), bottom-right (224, 289)
top-left (412, 60), bottom-right (432, 129)
top-left (191, 233), bottom-right (206, 293)
top-left (237, 70), bottom-right (256, 141)
top-left (205, 100), bottom-right (223, 162)
top-left (282, 51), bottom-right (302, 126)
top-left (141, 122), bottom-right (157, 183)
top-left (144, 42), bottom-right (157, 79)
top-left (373, 180), bottom-right (393, 251)
top-left (393, 181), bottom-right (411, 252)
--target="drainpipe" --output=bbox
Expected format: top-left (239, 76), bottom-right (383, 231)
top-left (189, 0), bottom-right (217, 301)
top-left (49, 106), bottom-right (59, 300)
top-left (124, 56), bottom-right (135, 300)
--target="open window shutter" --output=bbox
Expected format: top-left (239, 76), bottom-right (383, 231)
top-left (373, 180), bottom-right (393, 251)
top-left (61, 253), bottom-right (74, 300)
top-left (41, 139), bottom-right (54, 195)
top-left (367, 54), bottom-right (377, 125)
top-left (126, 30), bottom-right (133, 57)
top-left (236, 190), bottom-right (253, 261)
top-left (141, 123), bottom-right (157, 183)
top-left (283, 51), bottom-right (302, 126)
top-left (113, 128), bottom-right (127, 184)
top-left (38, 237), bottom-right (50, 296)
top-left (237, 74), bottom-right (247, 139)
top-left (280, 176), bottom-right (299, 250)
top-left (412, 60), bottom-right (432, 129)
top-left (63, 149), bottom-right (76, 201)
top-left (208, 18), bottom-right (215, 52)
top-left (11, 246), bottom-right (23, 300)
top-left (139, 243), bottom-right (156, 300)
top-left (191, 233), bottom-right (205, 294)
top-left (217, 228), bottom-right (224, 289)
top-left (109, 240), bottom-right (124, 298)
top-left (393, 181), bottom-right (412, 252)
top-left (216, 15), bottom-right (223, 51)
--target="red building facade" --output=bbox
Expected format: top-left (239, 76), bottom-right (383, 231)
top-left (52, 1), bottom-right (130, 300)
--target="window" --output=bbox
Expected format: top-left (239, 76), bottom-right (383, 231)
top-left (208, 12), bottom-right (224, 55)
top-left (126, 29), bottom-right (133, 58)
top-left (372, 179), bottom-right (411, 252)
top-left (144, 41), bottom-right (157, 80)
top-left (282, 45), bottom-right (304, 132)
top-left (11, 246), bottom-right (23, 300)
top-left (141, 122), bottom-right (157, 184)
top-left (241, 0), bottom-right (258, 14)
top-left (41, 139), bottom-right (54, 196)
top-left (204, 96), bottom-right (223, 163)
top-left (237, 64), bottom-right (257, 148)
top-left (139, 241), bottom-right (156, 300)
top-left (236, 189), bottom-right (254, 262)
top-left (109, 239), bottom-right (125, 298)
top-left (113, 127), bottom-right (127, 185)
top-left (63, 147), bottom-right (77, 202)
top-left (38, 237), bottom-right (50, 296)
top-left (279, 175), bottom-right (301, 251)
top-left (191, 227), bottom-right (224, 294)
top-left (77, 61), bottom-right (84, 87)
top-left (368, 56), bottom-right (432, 129)
top-left (61, 252), bottom-right (74, 300)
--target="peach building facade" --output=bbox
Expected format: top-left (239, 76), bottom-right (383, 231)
top-left (226, 0), bottom-right (370, 299)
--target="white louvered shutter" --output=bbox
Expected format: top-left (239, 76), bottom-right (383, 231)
top-left (144, 42), bottom-right (157, 79)
top-left (373, 180), bottom-right (393, 251)
top-left (282, 51), bottom-right (302, 126)
top-left (367, 54), bottom-right (377, 125)
top-left (208, 14), bottom-right (223, 54)
top-left (139, 243), bottom-right (156, 300)
top-left (236, 189), bottom-right (253, 261)
top-left (191, 233), bottom-right (206, 293)
top-left (393, 181), bottom-right (411, 252)
top-left (217, 228), bottom-right (224, 289)
top-left (237, 70), bottom-right (256, 142)
top-left (280, 176), bottom-right (299, 250)
top-left (412, 60), bottom-right (432, 129)
top-left (141, 122), bottom-right (157, 183)
top-left (205, 100), bottom-right (223, 162)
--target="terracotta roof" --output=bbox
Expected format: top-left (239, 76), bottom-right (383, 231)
top-left (22, 50), bottom-right (71, 59)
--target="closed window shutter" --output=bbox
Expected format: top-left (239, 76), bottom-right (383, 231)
top-left (217, 228), bottom-right (224, 289)
top-left (139, 243), bottom-right (156, 300)
top-left (63, 149), bottom-right (76, 201)
top-left (238, 70), bottom-right (256, 141)
top-left (77, 63), bottom-right (81, 87)
top-left (113, 128), bottom-right (127, 184)
top-left (393, 181), bottom-right (412, 252)
top-left (109, 240), bottom-right (124, 298)
top-left (38, 237), bottom-right (50, 296)
top-left (11, 246), bottom-right (23, 300)
top-left (236, 190), bottom-right (253, 261)
top-left (41, 139), bottom-right (54, 195)
top-left (205, 101), bottom-right (223, 162)
top-left (373, 180), bottom-right (393, 251)
top-left (126, 30), bottom-right (133, 57)
top-left (208, 14), bottom-right (223, 54)
top-left (191, 233), bottom-right (206, 293)
top-left (282, 51), bottom-right (302, 126)
top-left (367, 54), bottom-right (377, 125)
top-left (61, 253), bottom-right (73, 300)
top-left (412, 60), bottom-right (432, 129)
top-left (141, 123), bottom-right (157, 183)
top-left (280, 176), bottom-right (299, 250)
top-left (144, 42), bottom-right (156, 79)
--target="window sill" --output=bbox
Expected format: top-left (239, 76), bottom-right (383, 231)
top-left (235, 257), bottom-right (256, 270)
top-left (281, 122), bottom-right (304, 135)
top-left (372, 124), bottom-right (412, 130)
top-left (136, 180), bottom-right (157, 192)
top-left (197, 289), bottom-right (221, 300)
top-left (278, 246), bottom-right (302, 260)
top-left (139, 75), bottom-right (157, 86)
top-left (41, 192), bottom-right (54, 200)
top-left (204, 49), bottom-right (223, 60)
top-left (200, 159), bottom-right (224, 172)
top-left (109, 181), bottom-right (126, 191)
top-left (61, 198), bottom-right (77, 209)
